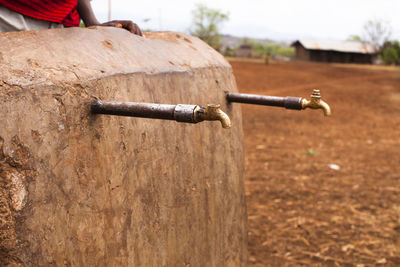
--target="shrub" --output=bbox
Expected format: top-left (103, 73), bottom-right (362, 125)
top-left (380, 41), bottom-right (400, 65)
top-left (276, 47), bottom-right (295, 58)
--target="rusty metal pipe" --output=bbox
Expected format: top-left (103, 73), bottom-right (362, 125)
top-left (226, 92), bottom-right (303, 110)
top-left (91, 100), bottom-right (177, 120)
top-left (226, 90), bottom-right (331, 116)
top-left (91, 100), bottom-right (232, 128)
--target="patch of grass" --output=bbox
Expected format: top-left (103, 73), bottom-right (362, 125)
top-left (306, 149), bottom-right (320, 156)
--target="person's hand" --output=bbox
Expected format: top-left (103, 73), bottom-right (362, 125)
top-left (101, 20), bottom-right (143, 36)
top-left (77, 0), bottom-right (143, 36)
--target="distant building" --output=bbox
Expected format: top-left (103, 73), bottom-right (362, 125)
top-left (291, 40), bottom-right (377, 64)
top-left (235, 42), bottom-right (253, 58)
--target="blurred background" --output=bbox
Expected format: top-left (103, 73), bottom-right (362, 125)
top-left (91, 0), bottom-right (400, 40)
top-left (91, 0), bottom-right (400, 65)
top-left (92, 1), bottom-right (400, 266)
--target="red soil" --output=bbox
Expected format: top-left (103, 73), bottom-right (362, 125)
top-left (231, 61), bottom-right (400, 266)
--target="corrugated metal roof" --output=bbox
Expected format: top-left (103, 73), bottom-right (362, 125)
top-left (293, 40), bottom-right (377, 54)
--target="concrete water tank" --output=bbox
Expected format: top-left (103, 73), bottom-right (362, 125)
top-left (0, 28), bottom-right (247, 266)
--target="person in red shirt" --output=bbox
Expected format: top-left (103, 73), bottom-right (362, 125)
top-left (0, 0), bottom-right (142, 35)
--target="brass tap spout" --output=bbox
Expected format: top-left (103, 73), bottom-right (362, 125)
top-left (301, 89), bottom-right (331, 116)
top-left (194, 104), bottom-right (232, 129)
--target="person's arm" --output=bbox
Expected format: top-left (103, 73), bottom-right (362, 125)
top-left (77, 0), bottom-right (143, 36)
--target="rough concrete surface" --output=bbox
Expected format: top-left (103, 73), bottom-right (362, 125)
top-left (0, 28), bottom-right (247, 266)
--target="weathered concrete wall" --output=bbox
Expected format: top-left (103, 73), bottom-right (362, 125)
top-left (0, 28), bottom-right (247, 266)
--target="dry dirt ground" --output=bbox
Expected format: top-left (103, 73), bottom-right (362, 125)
top-left (230, 61), bottom-right (400, 266)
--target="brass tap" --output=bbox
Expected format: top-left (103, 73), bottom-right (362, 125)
top-left (301, 89), bottom-right (331, 116)
top-left (194, 104), bottom-right (232, 129)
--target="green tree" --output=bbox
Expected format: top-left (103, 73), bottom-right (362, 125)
top-left (190, 4), bottom-right (229, 49)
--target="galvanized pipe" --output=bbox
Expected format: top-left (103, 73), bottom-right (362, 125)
top-left (226, 92), bottom-right (303, 110)
top-left (91, 100), bottom-right (197, 122)
top-left (91, 100), bottom-right (232, 128)
top-left (91, 100), bottom-right (176, 120)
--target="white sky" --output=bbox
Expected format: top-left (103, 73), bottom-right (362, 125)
top-left (91, 0), bottom-right (400, 41)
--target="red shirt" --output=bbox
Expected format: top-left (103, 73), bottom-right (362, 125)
top-left (0, 0), bottom-right (80, 27)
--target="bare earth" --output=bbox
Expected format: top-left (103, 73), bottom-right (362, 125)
top-left (230, 61), bottom-right (400, 266)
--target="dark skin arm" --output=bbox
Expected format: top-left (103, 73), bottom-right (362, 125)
top-left (77, 0), bottom-right (143, 36)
